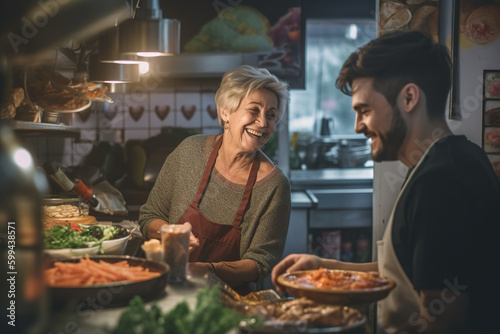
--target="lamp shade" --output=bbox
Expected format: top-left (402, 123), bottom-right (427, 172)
top-left (119, 18), bottom-right (180, 57)
top-left (88, 54), bottom-right (140, 83)
top-left (99, 26), bottom-right (149, 64)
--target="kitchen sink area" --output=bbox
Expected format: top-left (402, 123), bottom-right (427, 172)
top-left (284, 167), bottom-right (374, 265)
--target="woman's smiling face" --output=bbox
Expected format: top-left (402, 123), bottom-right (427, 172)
top-left (223, 88), bottom-right (278, 154)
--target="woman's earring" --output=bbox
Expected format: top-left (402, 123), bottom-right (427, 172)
top-left (224, 121), bottom-right (228, 130)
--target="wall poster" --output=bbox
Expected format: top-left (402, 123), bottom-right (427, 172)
top-left (162, 0), bottom-right (305, 88)
top-left (377, 0), bottom-right (440, 41)
top-left (451, 1), bottom-right (500, 120)
top-left (482, 69), bottom-right (500, 179)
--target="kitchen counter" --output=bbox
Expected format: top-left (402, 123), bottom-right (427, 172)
top-left (291, 190), bottom-right (318, 209)
top-left (290, 168), bottom-right (373, 190)
top-left (46, 265), bottom-right (230, 334)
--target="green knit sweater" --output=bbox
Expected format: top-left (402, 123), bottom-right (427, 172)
top-left (138, 134), bottom-right (291, 281)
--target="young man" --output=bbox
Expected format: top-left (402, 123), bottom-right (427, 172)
top-left (272, 31), bottom-right (500, 333)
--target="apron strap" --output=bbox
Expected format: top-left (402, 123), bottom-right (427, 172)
top-left (233, 151), bottom-right (260, 228)
top-left (192, 135), bottom-right (223, 205)
top-left (192, 135), bottom-right (260, 229)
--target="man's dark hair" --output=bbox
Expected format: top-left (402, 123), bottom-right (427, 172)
top-left (336, 31), bottom-right (451, 119)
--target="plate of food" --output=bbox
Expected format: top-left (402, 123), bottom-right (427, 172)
top-left (36, 82), bottom-right (91, 113)
top-left (239, 297), bottom-right (366, 333)
top-left (43, 224), bottom-right (133, 257)
top-left (277, 268), bottom-right (396, 306)
top-left (44, 255), bottom-right (169, 307)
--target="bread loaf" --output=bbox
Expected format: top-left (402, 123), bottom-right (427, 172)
top-left (409, 5), bottom-right (438, 41)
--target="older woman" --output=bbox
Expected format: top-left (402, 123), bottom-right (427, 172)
top-left (139, 65), bottom-right (291, 292)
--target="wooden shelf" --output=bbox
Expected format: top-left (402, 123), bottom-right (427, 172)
top-left (12, 120), bottom-right (80, 138)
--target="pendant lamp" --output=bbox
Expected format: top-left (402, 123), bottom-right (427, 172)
top-left (88, 53), bottom-right (140, 83)
top-left (99, 25), bottom-right (148, 64)
top-left (118, 0), bottom-right (180, 57)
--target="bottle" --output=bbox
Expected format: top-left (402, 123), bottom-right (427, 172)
top-left (0, 120), bottom-right (49, 334)
top-left (43, 162), bottom-right (98, 208)
top-left (355, 234), bottom-right (371, 263)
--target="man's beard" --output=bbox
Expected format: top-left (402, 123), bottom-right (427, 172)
top-left (372, 105), bottom-right (407, 162)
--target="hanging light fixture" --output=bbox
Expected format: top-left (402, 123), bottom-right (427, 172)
top-left (98, 25), bottom-right (149, 67)
top-left (118, 0), bottom-right (180, 57)
top-left (88, 53), bottom-right (140, 83)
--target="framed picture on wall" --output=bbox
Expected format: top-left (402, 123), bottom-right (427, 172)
top-left (161, 0), bottom-right (305, 88)
top-left (450, 1), bottom-right (500, 119)
top-left (377, 0), bottom-right (439, 41)
top-left (482, 70), bottom-right (500, 154)
top-left (488, 155), bottom-right (500, 180)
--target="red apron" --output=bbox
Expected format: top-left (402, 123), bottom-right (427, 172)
top-left (177, 135), bottom-right (260, 263)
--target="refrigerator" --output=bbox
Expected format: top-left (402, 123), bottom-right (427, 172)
top-left (373, 0), bottom-right (500, 256)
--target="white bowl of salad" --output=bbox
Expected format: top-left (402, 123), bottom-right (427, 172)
top-left (44, 245), bottom-right (100, 258)
top-left (101, 234), bottom-right (130, 255)
top-left (44, 224), bottom-right (131, 256)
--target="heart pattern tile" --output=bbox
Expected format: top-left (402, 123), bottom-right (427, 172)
top-left (78, 107), bottom-right (92, 122)
top-left (129, 106), bottom-right (145, 122)
top-left (181, 105), bottom-right (196, 121)
top-left (103, 105), bottom-right (119, 120)
top-left (155, 105), bottom-right (171, 121)
top-left (206, 105), bottom-right (217, 120)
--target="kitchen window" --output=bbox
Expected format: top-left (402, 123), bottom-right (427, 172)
top-left (288, 20), bottom-right (376, 169)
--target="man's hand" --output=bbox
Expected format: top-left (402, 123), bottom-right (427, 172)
top-left (271, 254), bottom-right (323, 292)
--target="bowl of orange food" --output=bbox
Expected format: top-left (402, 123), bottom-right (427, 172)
top-left (277, 268), bottom-right (396, 306)
top-left (44, 255), bottom-right (169, 307)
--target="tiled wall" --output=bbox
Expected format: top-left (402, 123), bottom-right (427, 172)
top-left (23, 85), bottom-right (222, 168)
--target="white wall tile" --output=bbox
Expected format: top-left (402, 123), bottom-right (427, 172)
top-left (71, 103), bottom-right (98, 129)
top-left (201, 92), bottom-right (219, 127)
top-left (149, 128), bottom-right (162, 138)
top-left (98, 129), bottom-right (124, 143)
top-left (176, 92), bottom-right (201, 127)
top-left (101, 94), bottom-right (126, 129)
top-left (124, 90), bottom-right (149, 128)
top-left (72, 130), bottom-right (96, 166)
top-left (176, 110), bottom-right (201, 128)
top-left (150, 92), bottom-right (175, 127)
top-left (124, 129), bottom-right (150, 143)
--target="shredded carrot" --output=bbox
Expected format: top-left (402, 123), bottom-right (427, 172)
top-left (44, 255), bottom-right (161, 287)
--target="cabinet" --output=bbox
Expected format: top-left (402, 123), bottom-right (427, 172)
top-left (282, 191), bottom-right (318, 258)
top-left (307, 188), bottom-right (372, 263)
top-left (290, 168), bottom-right (374, 263)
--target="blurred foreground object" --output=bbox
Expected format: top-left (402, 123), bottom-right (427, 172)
top-left (0, 118), bottom-right (49, 333)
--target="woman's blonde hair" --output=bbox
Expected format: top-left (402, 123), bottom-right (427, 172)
top-left (215, 65), bottom-right (289, 127)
